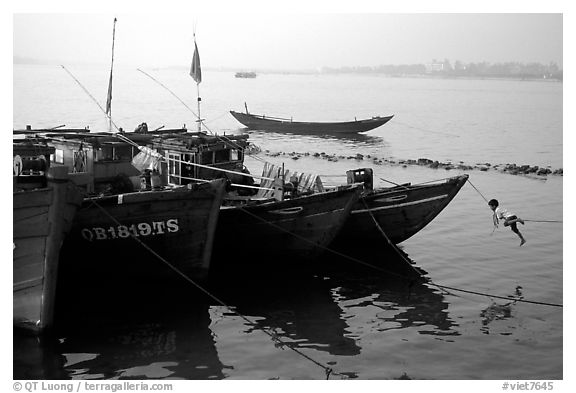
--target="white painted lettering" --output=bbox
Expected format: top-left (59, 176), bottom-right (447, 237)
top-left (93, 227), bottom-right (107, 240)
top-left (167, 218), bottom-right (179, 233)
top-left (81, 228), bottom-right (94, 241)
top-left (153, 221), bottom-right (166, 234)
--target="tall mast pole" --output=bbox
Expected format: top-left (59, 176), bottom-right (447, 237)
top-left (106, 17), bottom-right (117, 132)
top-left (196, 73), bottom-right (201, 133)
top-left (190, 33), bottom-right (203, 133)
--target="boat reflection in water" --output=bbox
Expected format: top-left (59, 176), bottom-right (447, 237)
top-left (14, 247), bottom-right (455, 380)
top-left (14, 277), bottom-right (227, 380)
top-left (245, 129), bottom-right (385, 145)
top-left (321, 243), bottom-right (458, 338)
top-left (13, 335), bottom-right (69, 380)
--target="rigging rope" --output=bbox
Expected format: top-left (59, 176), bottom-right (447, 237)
top-left (136, 68), bottom-right (269, 164)
top-left (60, 65), bottom-right (121, 132)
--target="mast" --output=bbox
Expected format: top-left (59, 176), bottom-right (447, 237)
top-left (190, 34), bottom-right (203, 133)
top-left (196, 77), bottom-right (202, 133)
top-left (105, 17), bottom-right (117, 132)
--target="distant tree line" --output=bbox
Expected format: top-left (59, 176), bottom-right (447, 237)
top-left (321, 60), bottom-right (563, 81)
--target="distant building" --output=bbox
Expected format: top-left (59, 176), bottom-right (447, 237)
top-left (425, 63), bottom-right (444, 73)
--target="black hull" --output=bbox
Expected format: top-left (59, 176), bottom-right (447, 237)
top-left (60, 180), bottom-right (226, 283)
top-left (212, 186), bottom-right (360, 266)
top-left (230, 111), bottom-right (394, 135)
top-left (336, 175), bottom-right (469, 245)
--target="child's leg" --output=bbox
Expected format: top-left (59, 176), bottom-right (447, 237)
top-left (504, 217), bottom-right (524, 226)
top-left (510, 222), bottom-right (526, 245)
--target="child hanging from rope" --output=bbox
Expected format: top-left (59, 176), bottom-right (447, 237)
top-left (488, 199), bottom-right (526, 246)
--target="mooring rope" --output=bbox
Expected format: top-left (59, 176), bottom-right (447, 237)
top-left (237, 200), bottom-right (423, 281)
top-left (237, 193), bottom-right (563, 307)
top-left (361, 199), bottom-right (424, 278)
top-left (522, 219), bottom-right (563, 224)
top-left (88, 198), bottom-right (344, 379)
top-left (428, 284), bottom-right (562, 307)
top-left (466, 178), bottom-right (490, 203)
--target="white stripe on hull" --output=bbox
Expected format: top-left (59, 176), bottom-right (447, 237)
top-left (264, 207), bottom-right (347, 225)
top-left (351, 194), bottom-right (449, 214)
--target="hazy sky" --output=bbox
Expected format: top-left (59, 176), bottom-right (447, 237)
top-left (13, 13), bottom-right (563, 70)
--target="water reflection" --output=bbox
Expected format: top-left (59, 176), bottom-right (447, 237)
top-left (334, 274), bottom-right (458, 337)
top-left (14, 246), bottom-right (457, 380)
top-left (212, 272), bottom-right (361, 357)
top-left (245, 129), bottom-right (384, 145)
top-left (319, 244), bottom-right (458, 338)
top-left (13, 334), bottom-right (69, 379)
top-left (479, 286), bottom-right (523, 335)
top-left (14, 282), bottom-right (225, 380)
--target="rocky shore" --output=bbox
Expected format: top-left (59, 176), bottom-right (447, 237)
top-left (261, 150), bottom-right (563, 178)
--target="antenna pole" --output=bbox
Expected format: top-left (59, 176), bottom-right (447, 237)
top-left (106, 17), bottom-right (117, 132)
top-left (196, 81), bottom-right (201, 133)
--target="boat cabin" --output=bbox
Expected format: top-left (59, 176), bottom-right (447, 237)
top-left (44, 132), bottom-right (140, 195)
top-left (31, 129), bottom-right (250, 195)
top-left (141, 132), bottom-right (250, 186)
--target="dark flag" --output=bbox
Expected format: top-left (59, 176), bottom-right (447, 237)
top-left (190, 41), bottom-right (202, 83)
top-left (105, 70), bottom-right (113, 115)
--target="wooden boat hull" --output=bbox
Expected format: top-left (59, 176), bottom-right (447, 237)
top-left (337, 175), bottom-right (469, 245)
top-left (230, 111), bottom-right (394, 134)
top-left (213, 186), bottom-right (361, 264)
top-left (60, 179), bottom-right (226, 282)
top-left (13, 167), bottom-right (82, 334)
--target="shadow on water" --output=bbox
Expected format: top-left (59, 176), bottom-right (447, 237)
top-left (479, 286), bottom-right (523, 335)
top-left (244, 129), bottom-right (384, 145)
top-left (14, 244), bottom-right (455, 380)
top-left (315, 243), bottom-right (459, 338)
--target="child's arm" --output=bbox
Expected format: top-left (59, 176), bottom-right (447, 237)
top-left (493, 213), bottom-right (499, 228)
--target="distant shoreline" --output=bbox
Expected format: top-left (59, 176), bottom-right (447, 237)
top-left (13, 61), bottom-right (563, 83)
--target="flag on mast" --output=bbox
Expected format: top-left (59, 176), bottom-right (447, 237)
top-left (105, 70), bottom-right (113, 115)
top-left (190, 40), bottom-right (202, 83)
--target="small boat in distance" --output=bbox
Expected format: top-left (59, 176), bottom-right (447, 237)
top-left (230, 105), bottom-right (394, 135)
top-left (235, 71), bottom-right (257, 78)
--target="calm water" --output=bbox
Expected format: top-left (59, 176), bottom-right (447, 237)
top-left (12, 65), bottom-right (563, 380)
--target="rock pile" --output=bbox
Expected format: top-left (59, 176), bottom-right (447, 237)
top-left (262, 150), bottom-right (563, 177)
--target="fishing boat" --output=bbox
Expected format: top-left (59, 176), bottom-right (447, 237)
top-left (13, 140), bottom-right (82, 334)
top-left (230, 107), bottom-right (394, 135)
top-left (124, 129), bottom-right (362, 263)
top-left (336, 168), bottom-right (469, 244)
top-left (213, 185), bottom-right (361, 264)
top-left (29, 131), bottom-right (228, 282)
